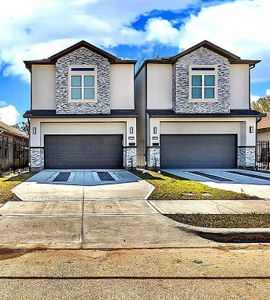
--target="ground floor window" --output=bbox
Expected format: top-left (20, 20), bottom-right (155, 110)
top-left (0, 136), bottom-right (8, 158)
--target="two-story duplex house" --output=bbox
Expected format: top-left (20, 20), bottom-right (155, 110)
top-left (24, 41), bottom-right (137, 171)
top-left (135, 41), bottom-right (261, 170)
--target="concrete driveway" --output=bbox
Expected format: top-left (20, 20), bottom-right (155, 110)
top-left (0, 169), bottom-right (214, 249)
top-left (164, 169), bottom-right (270, 199)
top-left (12, 169), bottom-right (154, 201)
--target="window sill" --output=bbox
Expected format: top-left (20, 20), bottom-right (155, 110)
top-left (68, 99), bottom-right (98, 104)
top-left (188, 99), bottom-right (218, 103)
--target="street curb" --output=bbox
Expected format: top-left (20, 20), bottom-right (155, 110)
top-left (174, 222), bottom-right (270, 243)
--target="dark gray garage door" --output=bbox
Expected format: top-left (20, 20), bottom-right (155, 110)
top-left (44, 135), bottom-right (123, 169)
top-left (160, 134), bottom-right (237, 169)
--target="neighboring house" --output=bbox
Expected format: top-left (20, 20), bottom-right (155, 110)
top-left (135, 40), bottom-right (261, 170)
top-left (0, 121), bottom-right (29, 173)
top-left (257, 114), bottom-right (270, 142)
top-left (23, 40), bottom-right (137, 171)
top-left (257, 114), bottom-right (270, 169)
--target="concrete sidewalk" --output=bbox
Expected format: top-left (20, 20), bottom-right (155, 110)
top-left (150, 199), bottom-right (270, 214)
top-left (0, 199), bottom-right (214, 249)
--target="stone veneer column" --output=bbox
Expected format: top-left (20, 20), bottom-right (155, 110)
top-left (30, 148), bottom-right (44, 172)
top-left (237, 147), bottom-right (256, 168)
top-left (123, 147), bottom-right (137, 170)
top-left (147, 146), bottom-right (160, 170)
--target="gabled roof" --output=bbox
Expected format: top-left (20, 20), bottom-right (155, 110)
top-left (136, 40), bottom-right (260, 77)
top-left (24, 40), bottom-right (137, 70)
top-left (170, 40), bottom-right (241, 63)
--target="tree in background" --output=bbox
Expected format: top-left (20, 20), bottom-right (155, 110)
top-left (12, 122), bottom-right (29, 136)
top-left (251, 96), bottom-right (270, 113)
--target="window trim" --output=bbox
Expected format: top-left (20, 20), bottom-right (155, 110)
top-left (189, 65), bottom-right (218, 102)
top-left (68, 65), bottom-right (97, 103)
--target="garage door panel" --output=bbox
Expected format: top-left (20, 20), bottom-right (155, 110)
top-left (161, 134), bottom-right (237, 169)
top-left (45, 135), bottom-right (123, 169)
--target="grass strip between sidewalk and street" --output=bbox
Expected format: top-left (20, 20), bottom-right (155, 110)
top-left (133, 170), bottom-right (258, 200)
top-left (166, 214), bottom-right (270, 228)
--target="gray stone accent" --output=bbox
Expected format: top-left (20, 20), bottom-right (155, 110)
top-left (173, 47), bottom-right (230, 114)
top-left (30, 148), bottom-right (44, 171)
top-left (237, 147), bottom-right (256, 168)
top-left (123, 147), bottom-right (137, 170)
top-left (147, 147), bottom-right (160, 170)
top-left (56, 47), bottom-right (110, 114)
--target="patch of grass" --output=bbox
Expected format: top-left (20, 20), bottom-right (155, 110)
top-left (133, 170), bottom-right (258, 200)
top-left (0, 172), bottom-right (35, 204)
top-left (166, 214), bottom-right (270, 228)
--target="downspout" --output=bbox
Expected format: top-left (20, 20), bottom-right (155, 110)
top-left (249, 64), bottom-right (255, 110)
top-left (249, 64), bottom-right (257, 168)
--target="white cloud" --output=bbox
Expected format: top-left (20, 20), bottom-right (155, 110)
top-left (251, 94), bottom-right (261, 102)
top-left (0, 0), bottom-right (197, 81)
top-left (178, 0), bottom-right (270, 83)
top-left (0, 0), bottom-right (269, 87)
top-left (145, 18), bottom-right (181, 46)
top-left (0, 105), bottom-right (20, 125)
top-left (266, 89), bottom-right (270, 96)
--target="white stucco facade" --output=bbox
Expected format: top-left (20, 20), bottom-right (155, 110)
top-left (29, 117), bottom-right (137, 171)
top-left (147, 117), bottom-right (256, 147)
top-left (31, 63), bottom-right (135, 110)
top-left (230, 64), bottom-right (250, 109)
top-left (30, 117), bottom-right (136, 148)
top-left (110, 64), bottom-right (134, 109)
top-left (27, 42), bottom-right (137, 171)
top-left (32, 65), bottom-right (56, 109)
top-left (147, 64), bottom-right (172, 110)
top-left (144, 63), bottom-right (251, 111)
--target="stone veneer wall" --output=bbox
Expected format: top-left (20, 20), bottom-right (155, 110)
top-left (147, 147), bottom-right (160, 170)
top-left (123, 147), bottom-right (137, 170)
top-left (237, 147), bottom-right (256, 168)
top-left (56, 47), bottom-right (110, 114)
top-left (30, 148), bottom-right (44, 171)
top-left (173, 47), bottom-right (230, 114)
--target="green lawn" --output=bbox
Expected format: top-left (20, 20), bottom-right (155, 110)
top-left (134, 170), bottom-right (258, 200)
top-left (166, 214), bottom-right (270, 228)
top-left (0, 172), bottom-right (35, 204)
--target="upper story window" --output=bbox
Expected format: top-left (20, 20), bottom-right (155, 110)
top-left (189, 65), bottom-right (217, 101)
top-left (69, 66), bottom-right (97, 102)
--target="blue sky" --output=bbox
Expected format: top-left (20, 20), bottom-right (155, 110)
top-left (0, 0), bottom-right (269, 124)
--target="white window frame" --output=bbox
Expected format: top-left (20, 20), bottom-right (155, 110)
top-left (68, 65), bottom-right (97, 103)
top-left (189, 65), bottom-right (218, 102)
